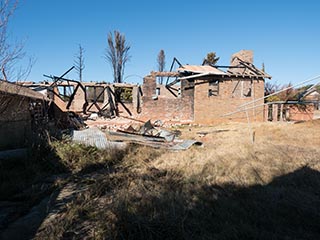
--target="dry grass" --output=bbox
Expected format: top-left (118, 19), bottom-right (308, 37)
top-left (2, 120), bottom-right (320, 239)
top-left (32, 120), bottom-right (320, 239)
top-left (152, 121), bottom-right (320, 185)
top-left (0, 143), bottom-right (64, 201)
top-left (51, 141), bottom-right (126, 173)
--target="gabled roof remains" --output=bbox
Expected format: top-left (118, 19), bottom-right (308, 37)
top-left (176, 62), bottom-right (271, 80)
top-left (226, 57), bottom-right (272, 79)
top-left (175, 50), bottom-right (271, 80)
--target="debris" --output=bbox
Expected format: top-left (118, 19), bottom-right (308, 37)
top-left (73, 118), bottom-right (202, 151)
top-left (68, 112), bottom-right (86, 130)
top-left (106, 120), bottom-right (202, 150)
top-left (72, 127), bottom-right (127, 150)
top-left (169, 140), bottom-right (203, 150)
top-left (88, 113), bottom-right (98, 121)
top-left (109, 130), bottom-right (166, 143)
top-left (153, 119), bottom-right (164, 127)
top-left (158, 129), bottom-right (175, 142)
top-left (138, 120), bottom-right (155, 135)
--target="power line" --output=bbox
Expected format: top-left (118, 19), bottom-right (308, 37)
top-left (222, 74), bottom-right (320, 117)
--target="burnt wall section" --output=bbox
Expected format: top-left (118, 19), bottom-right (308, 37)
top-left (0, 95), bottom-right (32, 150)
top-left (140, 75), bottom-right (194, 122)
top-left (0, 81), bottom-right (49, 150)
top-left (194, 77), bottom-right (265, 123)
top-left (27, 76), bottom-right (266, 124)
top-left (142, 76), bottom-right (157, 99)
top-left (54, 82), bottom-right (138, 118)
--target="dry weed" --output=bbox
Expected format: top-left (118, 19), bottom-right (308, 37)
top-left (7, 121), bottom-right (320, 239)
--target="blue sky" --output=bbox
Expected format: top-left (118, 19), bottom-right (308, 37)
top-left (8, 0), bottom-right (320, 85)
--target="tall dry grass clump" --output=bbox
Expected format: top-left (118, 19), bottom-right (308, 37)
top-left (51, 141), bottom-right (126, 173)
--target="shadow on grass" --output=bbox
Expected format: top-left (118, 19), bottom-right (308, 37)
top-left (4, 144), bottom-right (320, 240)
top-left (95, 166), bottom-right (320, 239)
top-left (0, 144), bottom-right (69, 201)
top-left (0, 143), bottom-right (131, 240)
top-left (0, 143), bottom-right (69, 240)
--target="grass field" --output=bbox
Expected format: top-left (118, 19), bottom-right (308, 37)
top-left (1, 120), bottom-right (320, 239)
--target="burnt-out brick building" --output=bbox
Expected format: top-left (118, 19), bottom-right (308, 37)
top-left (21, 50), bottom-right (271, 124)
top-left (141, 50), bottom-right (271, 123)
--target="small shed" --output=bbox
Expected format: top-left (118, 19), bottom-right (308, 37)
top-left (0, 80), bottom-right (49, 150)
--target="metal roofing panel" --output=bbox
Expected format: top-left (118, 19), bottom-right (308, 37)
top-left (72, 127), bottom-right (127, 150)
top-left (177, 65), bottom-right (227, 75)
top-left (169, 140), bottom-right (203, 150)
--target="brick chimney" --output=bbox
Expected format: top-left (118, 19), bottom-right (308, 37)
top-left (230, 50), bottom-right (253, 66)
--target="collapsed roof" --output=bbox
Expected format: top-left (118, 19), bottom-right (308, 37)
top-left (176, 50), bottom-right (271, 80)
top-left (0, 80), bottom-right (49, 101)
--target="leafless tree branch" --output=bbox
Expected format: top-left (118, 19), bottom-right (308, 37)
top-left (0, 0), bottom-right (32, 82)
top-left (74, 44), bottom-right (85, 82)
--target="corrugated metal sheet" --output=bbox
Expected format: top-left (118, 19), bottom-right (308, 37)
top-left (72, 127), bottom-right (127, 150)
top-left (108, 130), bottom-right (202, 150)
top-left (169, 140), bottom-right (203, 150)
top-left (177, 65), bottom-right (227, 75)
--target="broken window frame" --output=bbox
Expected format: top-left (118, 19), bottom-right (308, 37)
top-left (232, 80), bottom-right (253, 98)
top-left (156, 87), bottom-right (161, 96)
top-left (208, 80), bottom-right (219, 97)
top-left (85, 86), bottom-right (105, 103)
top-left (114, 86), bottom-right (133, 103)
top-left (242, 80), bottom-right (253, 98)
top-left (57, 85), bottom-right (74, 101)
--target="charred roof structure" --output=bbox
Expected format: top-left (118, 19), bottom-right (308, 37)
top-left (15, 50), bottom-right (273, 125)
top-left (143, 50), bottom-right (271, 123)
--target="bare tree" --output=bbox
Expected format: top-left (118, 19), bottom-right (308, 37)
top-left (265, 81), bottom-right (279, 96)
top-left (157, 49), bottom-right (165, 84)
top-left (202, 52), bottom-right (219, 66)
top-left (74, 44), bottom-right (85, 82)
top-left (105, 30), bottom-right (130, 83)
top-left (265, 82), bottom-right (297, 102)
top-left (0, 0), bottom-right (30, 81)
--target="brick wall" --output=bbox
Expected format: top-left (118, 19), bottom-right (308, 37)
top-left (138, 76), bottom-right (194, 122)
top-left (69, 85), bottom-right (86, 112)
top-left (47, 75), bottom-right (266, 124)
top-left (0, 94), bottom-right (32, 150)
top-left (264, 104), bottom-right (315, 122)
top-left (194, 77), bottom-right (265, 124)
top-left (288, 104), bottom-right (314, 121)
